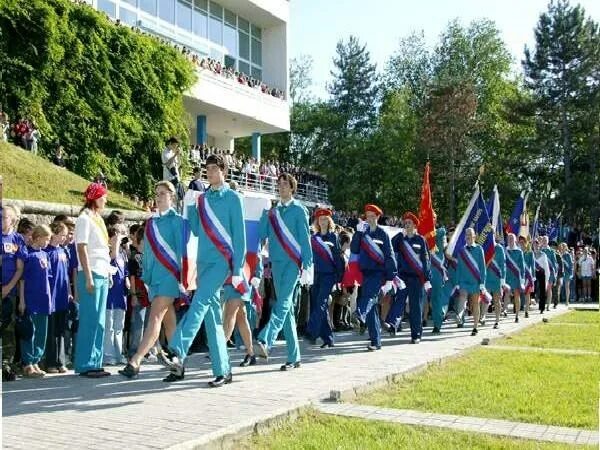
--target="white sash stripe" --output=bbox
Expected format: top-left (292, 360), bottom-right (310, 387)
top-left (203, 195), bottom-right (233, 250)
top-left (274, 209), bottom-right (301, 255)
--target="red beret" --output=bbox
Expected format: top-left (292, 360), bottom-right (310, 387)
top-left (402, 212), bottom-right (419, 226)
top-left (365, 204), bottom-right (383, 216)
top-left (314, 208), bottom-right (332, 218)
top-left (84, 183), bottom-right (107, 202)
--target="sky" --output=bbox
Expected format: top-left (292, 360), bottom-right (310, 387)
top-left (289, 0), bottom-right (600, 99)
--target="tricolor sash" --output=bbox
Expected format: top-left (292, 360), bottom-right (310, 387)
top-left (535, 260), bottom-right (543, 272)
top-left (431, 253), bottom-right (448, 282)
top-left (525, 268), bottom-right (534, 291)
top-left (311, 235), bottom-right (335, 267)
top-left (145, 217), bottom-right (183, 291)
top-left (488, 259), bottom-right (502, 279)
top-left (197, 194), bottom-right (248, 294)
top-left (460, 246), bottom-right (482, 283)
top-left (268, 208), bottom-right (302, 268)
top-left (505, 250), bottom-right (522, 280)
top-left (399, 239), bottom-right (426, 283)
top-left (360, 234), bottom-right (385, 265)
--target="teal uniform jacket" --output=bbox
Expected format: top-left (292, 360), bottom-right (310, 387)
top-left (142, 208), bottom-right (185, 300)
top-left (485, 243), bottom-right (506, 294)
top-left (431, 230), bottom-right (448, 288)
top-left (523, 250), bottom-right (536, 290)
top-left (562, 253), bottom-right (573, 280)
top-left (187, 185), bottom-right (246, 277)
top-left (457, 244), bottom-right (486, 295)
top-left (259, 199), bottom-right (313, 270)
top-left (542, 247), bottom-right (557, 283)
top-left (505, 247), bottom-right (525, 291)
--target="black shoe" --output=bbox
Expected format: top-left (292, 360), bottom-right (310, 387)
top-left (208, 372), bottom-right (233, 387)
top-left (388, 327), bottom-right (397, 337)
top-left (366, 345), bottom-right (381, 351)
top-left (410, 338), bottom-right (421, 344)
top-left (515, 317), bottom-right (519, 323)
top-left (553, 304), bottom-right (557, 309)
top-left (525, 312), bottom-right (529, 318)
top-left (359, 323), bottom-right (367, 335)
top-left (432, 327), bottom-right (440, 334)
top-left (81, 369), bottom-right (111, 378)
top-left (422, 320), bottom-right (427, 327)
top-left (320, 343), bottom-right (334, 349)
top-left (493, 322), bottom-right (499, 329)
top-left (471, 328), bottom-right (478, 336)
top-left (280, 362), bottom-right (301, 371)
top-left (226, 340), bottom-right (236, 349)
top-left (457, 322), bottom-right (464, 328)
top-left (239, 354), bottom-right (256, 367)
top-left (162, 362), bottom-right (184, 383)
top-left (118, 363), bottom-right (139, 379)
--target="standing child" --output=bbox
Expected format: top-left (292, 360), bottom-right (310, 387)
top-left (19, 225), bottom-right (52, 378)
top-left (44, 221), bottom-right (72, 373)
top-left (104, 227), bottom-right (129, 365)
top-left (127, 225), bottom-right (149, 357)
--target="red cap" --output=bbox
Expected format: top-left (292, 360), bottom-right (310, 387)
top-left (365, 204), bottom-right (383, 216)
top-left (402, 212), bottom-right (419, 226)
top-left (84, 183), bottom-right (107, 202)
top-left (314, 208), bottom-right (332, 218)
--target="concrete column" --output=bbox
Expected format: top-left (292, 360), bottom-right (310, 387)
top-left (252, 132), bottom-right (261, 164)
top-left (196, 115), bottom-right (207, 145)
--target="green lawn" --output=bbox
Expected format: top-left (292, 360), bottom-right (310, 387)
top-left (0, 142), bottom-right (141, 210)
top-left (551, 310), bottom-right (599, 324)
top-left (244, 411), bottom-right (593, 450)
top-left (497, 318), bottom-right (600, 352)
top-left (358, 349), bottom-right (599, 429)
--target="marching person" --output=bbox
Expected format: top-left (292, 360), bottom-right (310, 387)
top-left (386, 212), bottom-right (430, 344)
top-left (484, 232), bottom-right (506, 329)
top-left (120, 181), bottom-right (186, 379)
top-left (519, 236), bottom-right (536, 318)
top-left (430, 228), bottom-right (449, 334)
top-left (256, 173), bottom-right (313, 371)
top-left (351, 204), bottom-right (397, 351)
top-left (559, 242), bottom-right (573, 306)
top-left (455, 227), bottom-right (487, 336)
top-left (505, 233), bottom-right (525, 323)
top-left (540, 236), bottom-right (557, 311)
top-left (533, 239), bottom-right (550, 313)
top-left (305, 208), bottom-right (344, 348)
top-left (163, 154), bottom-right (245, 387)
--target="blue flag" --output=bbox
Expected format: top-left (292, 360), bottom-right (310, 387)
top-left (506, 191), bottom-right (526, 236)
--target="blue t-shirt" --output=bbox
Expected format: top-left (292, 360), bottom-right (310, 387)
top-left (2, 231), bottom-right (27, 296)
top-left (66, 241), bottom-right (78, 274)
top-left (22, 248), bottom-right (53, 315)
top-left (45, 245), bottom-right (70, 312)
top-left (107, 254), bottom-right (128, 310)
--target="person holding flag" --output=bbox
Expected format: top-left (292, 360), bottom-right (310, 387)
top-left (120, 181), bottom-right (187, 379)
top-left (387, 212), bottom-right (430, 344)
top-left (305, 208), bottom-right (344, 349)
top-left (519, 236), bottom-right (536, 318)
top-left (430, 227), bottom-right (449, 334)
top-left (351, 204), bottom-right (397, 351)
top-left (505, 233), bottom-right (526, 323)
top-left (484, 232), bottom-right (506, 329)
top-left (456, 227), bottom-right (487, 336)
top-left (163, 154), bottom-right (246, 387)
top-left (256, 173), bottom-right (313, 371)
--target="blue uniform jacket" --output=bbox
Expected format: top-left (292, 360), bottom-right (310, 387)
top-left (259, 198), bottom-right (312, 270)
top-left (457, 244), bottom-right (486, 288)
top-left (107, 254), bottom-right (128, 310)
top-left (350, 226), bottom-right (397, 281)
top-left (505, 247), bottom-right (525, 289)
top-left (542, 247), bottom-right (557, 280)
top-left (311, 232), bottom-right (345, 280)
top-left (392, 232), bottom-right (431, 282)
top-left (486, 243), bottom-right (506, 292)
top-left (44, 245), bottom-right (70, 313)
top-left (188, 185), bottom-right (246, 277)
top-left (22, 248), bottom-right (52, 315)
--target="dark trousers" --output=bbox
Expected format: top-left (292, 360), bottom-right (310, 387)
top-left (45, 309), bottom-right (68, 368)
top-left (535, 269), bottom-right (547, 312)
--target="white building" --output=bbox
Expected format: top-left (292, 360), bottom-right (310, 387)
top-left (86, 0), bottom-right (290, 160)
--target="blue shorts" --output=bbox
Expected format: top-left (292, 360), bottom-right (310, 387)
top-left (221, 284), bottom-right (250, 302)
top-left (148, 277), bottom-right (180, 302)
top-left (581, 275), bottom-right (592, 281)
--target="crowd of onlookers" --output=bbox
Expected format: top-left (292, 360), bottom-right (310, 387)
top-left (1, 112), bottom-right (42, 155)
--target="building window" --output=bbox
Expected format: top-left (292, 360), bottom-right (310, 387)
top-left (210, 48), bottom-right (223, 62)
top-left (224, 55), bottom-right (236, 69)
top-left (176, 0), bottom-right (192, 32)
top-left (98, 0), bottom-right (116, 18)
top-left (251, 24), bottom-right (261, 40)
top-left (209, 15), bottom-right (222, 45)
top-left (224, 9), bottom-right (236, 27)
top-left (122, 0), bottom-right (137, 7)
top-left (238, 60), bottom-right (250, 76)
top-left (251, 38), bottom-right (261, 66)
top-left (194, 0), bottom-right (208, 10)
top-left (238, 17), bottom-right (249, 33)
top-left (209, 1), bottom-right (223, 19)
top-left (251, 66), bottom-right (262, 81)
top-left (238, 31), bottom-right (249, 61)
top-left (139, 0), bottom-right (156, 16)
top-left (158, 0), bottom-right (175, 24)
top-left (119, 7), bottom-right (138, 26)
top-left (192, 7), bottom-right (207, 38)
top-left (223, 23), bottom-right (237, 57)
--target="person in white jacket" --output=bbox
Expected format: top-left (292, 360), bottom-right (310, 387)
top-left (533, 239), bottom-right (550, 313)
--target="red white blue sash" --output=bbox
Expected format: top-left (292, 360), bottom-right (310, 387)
top-left (488, 259), bottom-right (502, 279)
top-left (145, 217), bottom-right (182, 288)
top-left (431, 253), bottom-right (448, 281)
top-left (505, 250), bottom-right (522, 280)
top-left (198, 194), bottom-right (248, 294)
top-left (360, 234), bottom-right (385, 265)
top-left (399, 239), bottom-right (426, 283)
top-left (460, 246), bottom-right (482, 283)
top-left (311, 234), bottom-right (335, 267)
top-left (268, 208), bottom-right (302, 268)
top-left (525, 268), bottom-right (534, 290)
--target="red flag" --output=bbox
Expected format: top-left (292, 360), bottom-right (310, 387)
top-left (417, 162), bottom-right (437, 250)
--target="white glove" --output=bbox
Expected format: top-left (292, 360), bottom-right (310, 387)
top-left (381, 280), bottom-right (394, 294)
top-left (250, 277), bottom-right (261, 289)
top-left (500, 279), bottom-right (506, 286)
top-left (423, 281), bottom-right (432, 292)
top-left (231, 275), bottom-right (244, 289)
top-left (479, 284), bottom-right (486, 291)
top-left (356, 220), bottom-right (368, 233)
top-left (300, 266), bottom-right (314, 286)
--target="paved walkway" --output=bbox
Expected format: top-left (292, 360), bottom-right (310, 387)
top-left (0, 305), bottom-right (588, 449)
top-left (315, 402), bottom-right (599, 446)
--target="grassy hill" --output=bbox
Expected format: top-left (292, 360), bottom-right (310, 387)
top-left (0, 142), bottom-right (142, 210)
